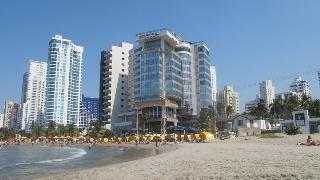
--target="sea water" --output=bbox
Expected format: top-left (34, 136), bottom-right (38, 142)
top-left (0, 144), bottom-right (158, 179)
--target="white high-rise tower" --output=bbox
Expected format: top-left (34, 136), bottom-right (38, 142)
top-left (45, 35), bottom-right (83, 126)
top-left (259, 80), bottom-right (275, 108)
top-left (210, 66), bottom-right (217, 108)
top-left (290, 77), bottom-right (311, 96)
top-left (21, 60), bottom-right (47, 130)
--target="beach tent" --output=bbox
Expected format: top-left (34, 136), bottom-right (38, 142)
top-left (199, 132), bottom-right (214, 141)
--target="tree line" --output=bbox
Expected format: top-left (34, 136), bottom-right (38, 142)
top-left (249, 95), bottom-right (320, 120)
top-left (0, 120), bottom-right (113, 140)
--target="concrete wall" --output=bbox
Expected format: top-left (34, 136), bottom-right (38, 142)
top-left (238, 128), bottom-right (261, 137)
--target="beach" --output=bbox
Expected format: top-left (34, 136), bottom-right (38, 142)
top-left (39, 134), bottom-right (320, 180)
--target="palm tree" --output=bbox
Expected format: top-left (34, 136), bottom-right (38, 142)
top-left (226, 106), bottom-right (234, 118)
top-left (56, 125), bottom-right (65, 136)
top-left (46, 121), bottom-right (56, 137)
top-left (250, 99), bottom-right (269, 119)
top-left (269, 97), bottom-right (284, 119)
top-left (207, 105), bottom-right (216, 132)
top-left (216, 101), bottom-right (226, 119)
top-left (309, 99), bottom-right (320, 118)
top-left (30, 121), bottom-right (38, 137)
top-left (141, 107), bottom-right (148, 134)
top-left (300, 95), bottom-right (312, 111)
top-left (66, 124), bottom-right (75, 136)
top-left (197, 110), bottom-right (209, 131)
top-left (283, 96), bottom-right (301, 119)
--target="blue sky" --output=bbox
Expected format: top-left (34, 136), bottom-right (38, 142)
top-left (0, 0), bottom-right (319, 111)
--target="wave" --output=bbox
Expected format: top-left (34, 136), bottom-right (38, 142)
top-left (37, 147), bottom-right (87, 164)
top-left (0, 147), bottom-right (87, 171)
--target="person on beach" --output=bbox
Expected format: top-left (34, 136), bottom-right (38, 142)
top-left (297, 136), bottom-right (320, 146)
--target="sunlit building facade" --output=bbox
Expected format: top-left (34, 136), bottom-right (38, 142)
top-left (20, 60), bottom-right (47, 131)
top-left (45, 35), bottom-right (83, 126)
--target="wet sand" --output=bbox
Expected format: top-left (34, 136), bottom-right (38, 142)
top-left (40, 134), bottom-right (320, 180)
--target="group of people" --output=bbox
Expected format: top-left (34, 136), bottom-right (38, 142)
top-left (297, 136), bottom-right (320, 146)
top-left (0, 141), bottom-right (9, 150)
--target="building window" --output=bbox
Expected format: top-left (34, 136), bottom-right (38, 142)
top-left (121, 99), bottom-right (124, 101)
top-left (122, 81), bottom-right (124, 83)
top-left (122, 63), bottom-right (125, 66)
top-left (122, 69), bottom-right (124, 72)
top-left (122, 52), bottom-right (124, 54)
top-left (121, 87), bottom-right (124, 89)
top-left (121, 93), bottom-right (124, 95)
top-left (122, 75), bottom-right (124, 77)
top-left (122, 58), bottom-right (124, 60)
top-left (121, 105), bottom-right (124, 107)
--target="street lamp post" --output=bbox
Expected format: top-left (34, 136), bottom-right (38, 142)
top-left (136, 108), bottom-right (139, 136)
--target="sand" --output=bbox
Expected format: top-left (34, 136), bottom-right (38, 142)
top-left (40, 134), bottom-right (320, 180)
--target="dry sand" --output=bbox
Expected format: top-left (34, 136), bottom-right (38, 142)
top-left (40, 134), bottom-right (320, 180)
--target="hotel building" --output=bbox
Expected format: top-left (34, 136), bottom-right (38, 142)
top-left (45, 35), bottom-right (83, 126)
top-left (20, 60), bottom-right (47, 130)
top-left (128, 29), bottom-right (212, 132)
top-left (210, 66), bottom-right (217, 108)
top-left (259, 80), bottom-right (275, 108)
top-left (218, 86), bottom-right (240, 117)
top-left (3, 101), bottom-right (20, 129)
top-left (99, 42), bottom-right (133, 129)
top-left (290, 77), bottom-right (311, 96)
top-left (0, 113), bottom-right (4, 128)
top-left (79, 95), bottom-right (99, 128)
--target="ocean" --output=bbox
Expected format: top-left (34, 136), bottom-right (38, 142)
top-left (0, 144), bottom-right (158, 179)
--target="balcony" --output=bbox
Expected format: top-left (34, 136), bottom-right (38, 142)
top-left (103, 71), bottom-right (112, 75)
top-left (103, 89), bottom-right (111, 94)
top-left (103, 76), bottom-right (111, 81)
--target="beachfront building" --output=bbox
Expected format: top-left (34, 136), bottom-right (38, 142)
top-left (210, 66), bottom-right (217, 108)
top-left (99, 42), bottom-right (133, 129)
top-left (318, 71), bottom-right (320, 87)
top-left (245, 95), bottom-right (260, 114)
top-left (259, 80), bottom-right (275, 108)
top-left (45, 35), bottom-right (83, 126)
top-left (290, 77), bottom-right (311, 96)
top-left (0, 113), bottom-right (4, 128)
top-left (218, 86), bottom-right (240, 118)
top-left (3, 101), bottom-right (20, 129)
top-left (79, 95), bottom-right (99, 128)
top-left (20, 60), bottom-right (47, 131)
top-left (127, 29), bottom-right (212, 132)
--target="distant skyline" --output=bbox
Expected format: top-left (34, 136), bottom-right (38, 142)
top-left (0, 0), bottom-right (319, 112)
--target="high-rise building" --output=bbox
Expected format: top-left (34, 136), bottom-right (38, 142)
top-left (210, 66), bottom-right (217, 108)
top-left (318, 71), bottom-right (320, 86)
top-left (245, 95), bottom-right (260, 114)
top-left (20, 60), bottom-right (47, 131)
top-left (290, 77), bottom-right (311, 96)
top-left (129, 29), bottom-right (212, 132)
top-left (0, 113), bottom-right (4, 128)
top-left (99, 42), bottom-right (133, 129)
top-left (259, 80), bottom-right (275, 108)
top-left (79, 95), bottom-right (99, 128)
top-left (3, 101), bottom-right (19, 129)
top-left (45, 35), bottom-right (83, 126)
top-left (218, 86), bottom-right (240, 117)
top-left (195, 42), bottom-right (212, 112)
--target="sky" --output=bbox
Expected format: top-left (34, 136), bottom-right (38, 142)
top-left (0, 0), bottom-right (319, 112)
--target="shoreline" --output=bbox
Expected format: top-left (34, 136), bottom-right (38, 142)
top-left (38, 134), bottom-right (320, 180)
top-left (27, 142), bottom-right (178, 180)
